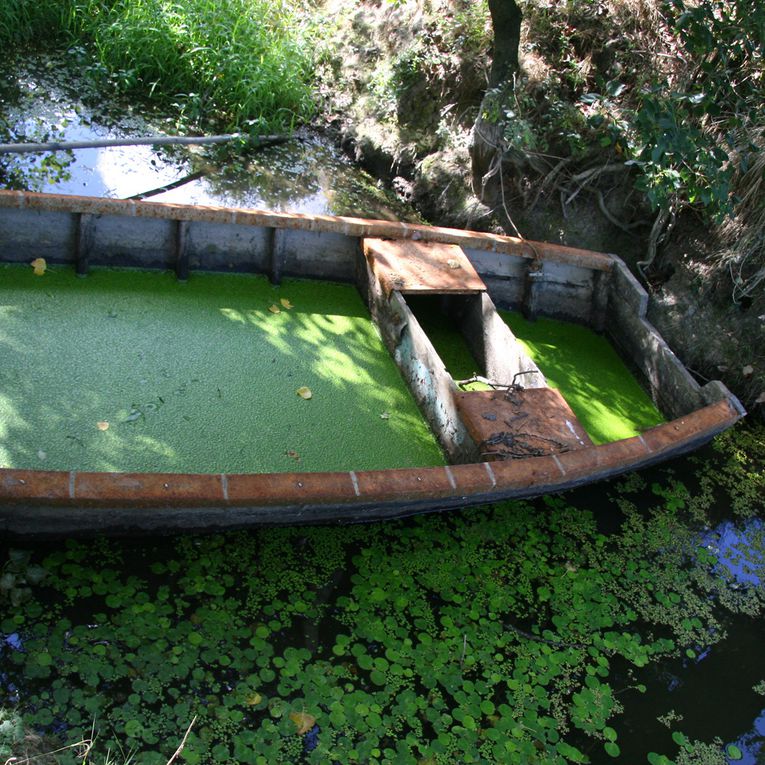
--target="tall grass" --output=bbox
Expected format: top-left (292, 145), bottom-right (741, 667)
top-left (0, 0), bottom-right (315, 132)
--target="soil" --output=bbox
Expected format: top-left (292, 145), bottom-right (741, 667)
top-left (315, 1), bottom-right (765, 421)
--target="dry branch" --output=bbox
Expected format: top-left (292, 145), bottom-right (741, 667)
top-left (0, 133), bottom-right (289, 154)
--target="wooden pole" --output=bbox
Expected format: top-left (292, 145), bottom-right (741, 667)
top-left (0, 133), bottom-right (289, 154)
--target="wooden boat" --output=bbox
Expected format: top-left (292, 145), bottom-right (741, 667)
top-left (0, 190), bottom-right (744, 535)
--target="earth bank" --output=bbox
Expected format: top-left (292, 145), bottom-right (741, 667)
top-left (313, 0), bottom-right (765, 418)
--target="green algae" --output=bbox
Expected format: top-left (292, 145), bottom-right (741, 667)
top-left (499, 310), bottom-right (665, 444)
top-left (0, 264), bottom-right (443, 473)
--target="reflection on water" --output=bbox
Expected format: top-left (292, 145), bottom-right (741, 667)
top-left (0, 55), bottom-right (416, 220)
top-left (702, 519), bottom-right (764, 588)
top-left (730, 708), bottom-right (765, 765)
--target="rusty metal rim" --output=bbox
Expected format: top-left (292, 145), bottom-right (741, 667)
top-left (0, 400), bottom-right (742, 516)
top-left (0, 190), bottom-right (615, 271)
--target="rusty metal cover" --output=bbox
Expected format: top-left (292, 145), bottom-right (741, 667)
top-left (364, 237), bottom-right (487, 296)
top-left (455, 388), bottom-right (593, 460)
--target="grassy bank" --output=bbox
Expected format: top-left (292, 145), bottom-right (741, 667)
top-left (0, 0), bottom-right (314, 132)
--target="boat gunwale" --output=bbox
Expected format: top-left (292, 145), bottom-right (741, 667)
top-left (0, 189), bottom-right (614, 271)
top-left (0, 399), bottom-right (743, 533)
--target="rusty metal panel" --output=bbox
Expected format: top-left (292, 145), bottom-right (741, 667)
top-left (455, 388), bottom-right (592, 460)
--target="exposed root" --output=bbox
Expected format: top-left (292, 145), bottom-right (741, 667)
top-left (637, 206), bottom-right (676, 285)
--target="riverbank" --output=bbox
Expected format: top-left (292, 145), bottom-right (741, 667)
top-left (312, 0), bottom-right (764, 420)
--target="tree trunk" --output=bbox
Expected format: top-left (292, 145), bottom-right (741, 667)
top-left (470, 0), bottom-right (523, 205)
top-left (487, 0), bottom-right (523, 88)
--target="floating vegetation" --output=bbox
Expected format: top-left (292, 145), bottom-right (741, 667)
top-left (1, 425), bottom-right (764, 763)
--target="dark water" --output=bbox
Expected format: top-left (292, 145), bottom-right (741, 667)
top-left (2, 55), bottom-right (765, 765)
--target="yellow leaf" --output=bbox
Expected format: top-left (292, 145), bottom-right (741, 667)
top-left (268, 304), bottom-right (281, 314)
top-left (296, 386), bottom-right (312, 400)
top-left (280, 298), bottom-right (293, 309)
top-left (96, 421), bottom-right (110, 431)
top-left (289, 710), bottom-right (316, 735)
top-left (446, 258), bottom-right (461, 270)
top-left (246, 692), bottom-right (262, 707)
top-left (31, 258), bottom-right (47, 276)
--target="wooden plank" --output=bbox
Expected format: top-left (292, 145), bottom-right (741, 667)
top-left (455, 388), bottom-right (593, 460)
top-left (364, 237), bottom-right (486, 296)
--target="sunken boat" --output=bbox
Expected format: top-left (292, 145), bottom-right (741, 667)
top-left (0, 190), bottom-right (745, 535)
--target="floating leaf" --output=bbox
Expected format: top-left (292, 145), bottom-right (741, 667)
top-left (285, 449), bottom-right (300, 461)
top-left (604, 742), bottom-right (620, 758)
top-left (268, 304), bottom-right (281, 314)
top-left (289, 710), bottom-right (316, 735)
top-left (30, 258), bottom-right (47, 276)
top-left (380, 412), bottom-right (390, 420)
top-left (246, 692), bottom-right (263, 707)
top-left (96, 421), bottom-right (110, 431)
top-left (124, 409), bottom-right (142, 423)
top-left (726, 744), bottom-right (743, 761)
top-left (37, 450), bottom-right (47, 461)
top-left (280, 298), bottom-right (293, 309)
top-left (296, 386), bottom-right (312, 400)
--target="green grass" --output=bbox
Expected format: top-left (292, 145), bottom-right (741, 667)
top-left (0, 265), bottom-right (443, 473)
top-left (0, 0), bottom-right (315, 132)
top-left (499, 311), bottom-right (665, 444)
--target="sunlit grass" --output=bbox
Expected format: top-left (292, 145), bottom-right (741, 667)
top-left (0, 0), bottom-right (314, 132)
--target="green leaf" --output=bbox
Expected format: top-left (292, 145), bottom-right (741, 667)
top-left (605, 742), bottom-right (621, 758)
top-left (726, 745), bottom-right (743, 761)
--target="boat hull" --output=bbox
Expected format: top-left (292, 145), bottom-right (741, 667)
top-left (0, 191), bottom-right (744, 535)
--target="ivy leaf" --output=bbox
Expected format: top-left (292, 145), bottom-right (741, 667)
top-left (30, 258), bottom-right (47, 276)
top-left (289, 710), bottom-right (316, 735)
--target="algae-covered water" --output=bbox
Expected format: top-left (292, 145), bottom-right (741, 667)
top-left (405, 296), bottom-right (664, 445)
top-left (500, 311), bottom-right (665, 444)
top-left (0, 264), bottom-right (443, 473)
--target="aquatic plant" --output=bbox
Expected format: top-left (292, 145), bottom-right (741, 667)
top-left (1, 426), bottom-right (763, 763)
